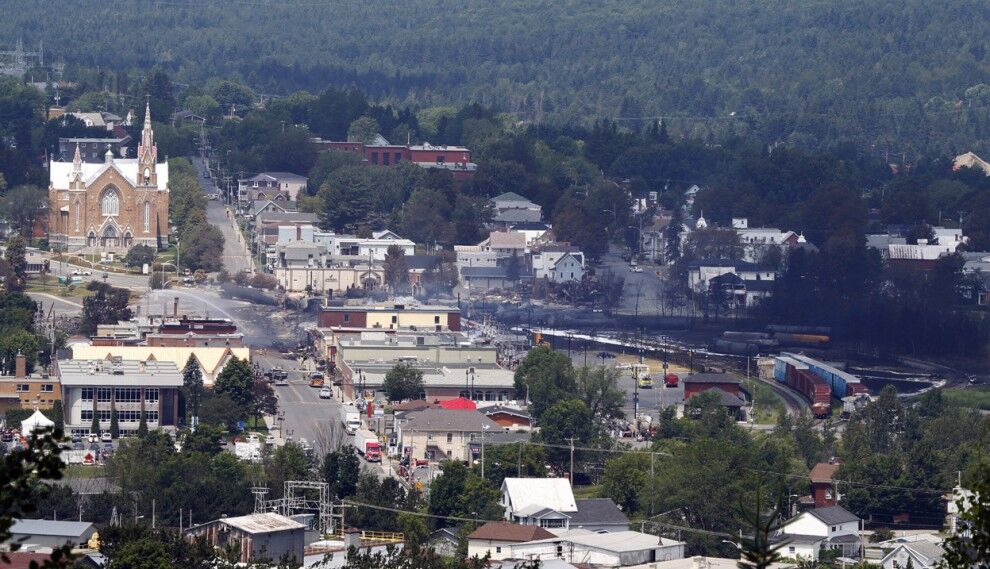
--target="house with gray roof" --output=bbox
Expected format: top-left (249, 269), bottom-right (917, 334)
top-left (396, 409), bottom-right (501, 462)
top-left (776, 505), bottom-right (861, 561)
top-left (8, 518), bottom-right (96, 549)
top-left (491, 192), bottom-right (542, 228)
top-left (880, 541), bottom-right (945, 569)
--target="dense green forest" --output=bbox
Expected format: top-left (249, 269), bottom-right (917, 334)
top-left (5, 0), bottom-right (990, 156)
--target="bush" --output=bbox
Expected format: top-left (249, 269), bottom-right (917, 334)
top-left (122, 245), bottom-right (156, 268)
top-left (250, 273), bottom-right (277, 290)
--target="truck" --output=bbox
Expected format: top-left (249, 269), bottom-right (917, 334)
top-left (309, 372), bottom-right (325, 388)
top-left (631, 364), bottom-right (652, 389)
top-left (354, 429), bottom-right (382, 462)
top-left (340, 404), bottom-right (361, 435)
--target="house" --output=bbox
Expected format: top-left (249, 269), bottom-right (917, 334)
top-left (507, 529), bottom-right (685, 566)
top-left (317, 304), bottom-right (461, 331)
top-left (776, 506), bottom-right (861, 561)
top-left (274, 264), bottom-right (383, 294)
top-left (686, 260), bottom-right (776, 294)
top-left (809, 462), bottom-right (841, 508)
top-left (185, 513), bottom-right (305, 565)
top-left (59, 136), bottom-right (132, 163)
top-left (249, 199), bottom-right (297, 219)
top-left (467, 522), bottom-right (556, 560)
top-left (238, 172), bottom-right (308, 203)
top-left (396, 408), bottom-right (501, 462)
top-left (708, 272), bottom-right (773, 308)
top-left (641, 555), bottom-right (796, 569)
top-left (480, 404), bottom-right (532, 429)
top-left (67, 111), bottom-right (123, 131)
top-left (500, 478), bottom-right (630, 533)
top-left (953, 151), bottom-right (990, 175)
top-left (461, 266), bottom-right (514, 292)
top-left (880, 542), bottom-right (945, 569)
top-left (679, 387), bottom-right (747, 420)
top-left (681, 373), bottom-right (742, 400)
top-left (509, 221), bottom-right (551, 246)
top-left (319, 230), bottom-right (416, 262)
top-left (7, 518), bottom-right (96, 549)
top-left (491, 192), bottom-right (543, 228)
top-left (532, 245), bottom-right (585, 283)
top-left (0, 353), bottom-right (60, 412)
top-left (481, 231), bottom-right (528, 256)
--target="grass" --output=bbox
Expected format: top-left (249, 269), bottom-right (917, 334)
top-left (245, 416), bottom-right (270, 432)
top-left (25, 279), bottom-right (96, 298)
top-left (63, 464), bottom-right (106, 478)
top-left (943, 387), bottom-right (990, 411)
top-left (743, 379), bottom-right (786, 424)
top-left (572, 484), bottom-right (601, 499)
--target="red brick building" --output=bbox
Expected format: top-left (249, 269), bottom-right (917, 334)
top-left (809, 462), bottom-right (840, 508)
top-left (311, 136), bottom-right (476, 181)
top-left (682, 373), bottom-right (742, 399)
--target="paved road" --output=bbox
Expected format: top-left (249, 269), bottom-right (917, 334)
top-left (599, 244), bottom-right (668, 316)
top-left (45, 256), bottom-right (151, 290)
top-left (28, 292), bottom-right (84, 316)
top-left (192, 157), bottom-right (254, 275)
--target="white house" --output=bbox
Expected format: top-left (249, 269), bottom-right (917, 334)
top-left (320, 230), bottom-right (416, 261)
top-left (507, 529), bottom-right (685, 566)
top-left (467, 522), bottom-right (556, 560)
top-left (776, 506), bottom-right (861, 561)
top-left (532, 246), bottom-right (585, 283)
top-left (500, 478), bottom-right (629, 533)
top-left (880, 541), bottom-right (945, 569)
top-left (481, 231), bottom-right (528, 256)
top-left (686, 260), bottom-right (776, 293)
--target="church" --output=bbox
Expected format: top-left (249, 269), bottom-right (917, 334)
top-left (48, 102), bottom-right (169, 253)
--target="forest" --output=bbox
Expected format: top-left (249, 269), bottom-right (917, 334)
top-left (4, 0), bottom-right (990, 156)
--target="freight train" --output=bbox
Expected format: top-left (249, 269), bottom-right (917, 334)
top-left (774, 355), bottom-right (831, 417)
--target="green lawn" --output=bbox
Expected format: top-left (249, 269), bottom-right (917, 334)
top-left (943, 387), bottom-right (990, 411)
top-left (573, 484), bottom-right (601, 499)
top-left (743, 379), bottom-right (786, 424)
top-left (63, 464), bottom-right (106, 478)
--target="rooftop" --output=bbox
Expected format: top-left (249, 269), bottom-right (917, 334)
top-left (56, 358), bottom-right (183, 387)
top-left (401, 408), bottom-right (501, 432)
top-left (467, 521), bottom-right (555, 543)
top-left (806, 505), bottom-right (859, 525)
top-left (502, 477), bottom-right (577, 514)
top-left (486, 231), bottom-right (527, 249)
top-left (492, 192), bottom-right (536, 204)
top-left (809, 462), bottom-right (840, 483)
top-left (221, 513), bottom-right (305, 534)
top-left (522, 529), bottom-right (681, 552)
top-left (682, 373), bottom-right (741, 385)
top-left (570, 498), bottom-right (630, 527)
top-left (11, 518), bottom-right (94, 538)
top-left (320, 303), bottom-right (458, 313)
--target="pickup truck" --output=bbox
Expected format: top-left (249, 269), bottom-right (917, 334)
top-left (354, 429), bottom-right (382, 462)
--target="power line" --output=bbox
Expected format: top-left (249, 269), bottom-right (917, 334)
top-left (341, 499), bottom-right (500, 525)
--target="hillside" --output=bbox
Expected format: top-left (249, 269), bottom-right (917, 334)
top-left (4, 0), bottom-right (990, 155)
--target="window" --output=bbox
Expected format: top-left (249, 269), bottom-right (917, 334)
top-left (831, 526), bottom-right (836, 532)
top-left (74, 200), bottom-right (81, 231)
top-left (495, 547), bottom-right (501, 553)
top-left (101, 188), bottom-right (119, 216)
top-left (371, 152), bottom-right (378, 165)
top-left (119, 410), bottom-right (142, 423)
top-left (434, 315), bottom-right (440, 324)
top-left (145, 388), bottom-right (159, 403)
top-left (16, 384), bottom-right (29, 392)
top-left (343, 313), bottom-right (350, 323)
top-left (146, 411), bottom-right (159, 422)
top-left (81, 388), bottom-right (94, 401)
top-left (789, 547), bottom-right (795, 554)
top-left (81, 410), bottom-right (93, 422)
top-left (41, 384), bottom-right (54, 392)
top-left (446, 433), bottom-right (453, 443)
top-left (383, 152), bottom-right (390, 166)
top-left (97, 410), bottom-right (111, 422)
top-left (114, 388), bottom-right (141, 403)
top-left (427, 433), bottom-right (434, 441)
top-left (97, 388), bottom-right (111, 402)
top-left (436, 156), bottom-right (445, 165)
top-left (395, 152), bottom-right (402, 163)
top-left (143, 202), bottom-right (151, 232)
top-left (391, 315), bottom-right (398, 324)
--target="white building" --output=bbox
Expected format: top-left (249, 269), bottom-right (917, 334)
top-left (57, 358), bottom-right (183, 436)
top-left (776, 506), bottom-right (861, 561)
top-left (507, 529), bottom-right (685, 567)
top-left (686, 260), bottom-right (776, 293)
top-left (467, 522), bottom-right (556, 560)
top-left (238, 172), bottom-right (308, 202)
top-left (880, 541), bottom-right (945, 569)
top-left (500, 478), bottom-right (629, 533)
top-left (321, 230), bottom-right (415, 261)
top-left (532, 246), bottom-right (585, 283)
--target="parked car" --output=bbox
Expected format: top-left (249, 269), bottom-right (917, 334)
top-left (71, 269), bottom-right (93, 276)
top-left (100, 432), bottom-right (112, 443)
top-left (319, 387), bottom-right (333, 399)
top-left (88, 433), bottom-right (99, 443)
top-left (71, 433), bottom-right (82, 443)
top-left (264, 435), bottom-right (276, 445)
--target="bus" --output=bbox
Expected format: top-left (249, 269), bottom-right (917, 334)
top-left (308, 372), bottom-right (325, 388)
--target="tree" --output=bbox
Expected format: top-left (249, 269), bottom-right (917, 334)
top-left (474, 442), bottom-right (548, 487)
top-left (266, 443), bottom-right (313, 494)
top-left (383, 245), bottom-right (409, 292)
top-left (80, 282), bottom-right (133, 335)
top-left (198, 392), bottom-right (243, 432)
top-left (136, 410), bottom-right (148, 438)
top-left (91, 404), bottom-right (100, 435)
top-left (506, 251), bottom-right (521, 282)
top-left (109, 406), bottom-right (120, 439)
top-left (737, 486), bottom-right (787, 569)
top-left (575, 366), bottom-right (626, 421)
top-left (347, 116), bottom-right (381, 143)
top-left (323, 446), bottom-right (361, 499)
top-left (383, 364), bottom-right (424, 402)
top-left (317, 166), bottom-right (377, 232)
top-left (214, 357), bottom-right (254, 410)
top-left (182, 356), bottom-right (205, 421)
top-left (106, 535), bottom-right (174, 569)
top-left (122, 245), bottom-right (156, 269)
top-left (601, 452), bottom-right (651, 513)
top-left (513, 345), bottom-right (575, 419)
top-left (183, 423), bottom-right (224, 454)
top-left (428, 460), bottom-right (502, 525)
top-left (0, 186), bottom-right (46, 239)
top-left (4, 235), bottom-right (26, 292)
top-left (179, 224), bottom-right (225, 273)
top-left (943, 462), bottom-right (990, 569)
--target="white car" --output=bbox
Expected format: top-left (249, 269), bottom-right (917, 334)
top-left (264, 435), bottom-right (276, 445)
top-left (319, 387), bottom-right (332, 399)
top-left (633, 266), bottom-right (644, 273)
top-left (88, 433), bottom-right (99, 443)
top-left (100, 432), bottom-right (112, 443)
top-left (72, 269), bottom-right (93, 276)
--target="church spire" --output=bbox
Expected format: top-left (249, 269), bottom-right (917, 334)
top-left (72, 143), bottom-right (81, 168)
top-left (141, 99), bottom-right (154, 150)
top-left (137, 98), bottom-right (158, 186)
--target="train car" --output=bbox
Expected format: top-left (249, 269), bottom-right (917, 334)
top-left (846, 382), bottom-right (870, 397)
top-left (790, 369), bottom-right (832, 418)
top-left (766, 324), bottom-right (832, 335)
top-left (723, 331), bottom-right (772, 342)
top-left (785, 352), bottom-right (867, 399)
top-left (711, 339), bottom-right (759, 357)
top-left (772, 333), bottom-right (831, 347)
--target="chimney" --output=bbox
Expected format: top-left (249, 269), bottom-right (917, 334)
top-left (15, 352), bottom-right (27, 378)
top-left (343, 527), bottom-right (361, 550)
top-left (173, 297), bottom-right (179, 317)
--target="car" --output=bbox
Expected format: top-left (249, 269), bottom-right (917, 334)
top-left (72, 442), bottom-right (84, 450)
top-left (1, 431), bottom-right (13, 443)
top-left (101, 432), bottom-right (112, 443)
top-left (319, 387), bottom-right (332, 399)
top-left (633, 266), bottom-right (644, 273)
top-left (71, 433), bottom-right (82, 443)
top-left (264, 435), bottom-right (276, 445)
top-left (275, 377), bottom-right (289, 386)
top-left (89, 442), bottom-right (100, 452)
top-left (88, 433), bottom-right (99, 443)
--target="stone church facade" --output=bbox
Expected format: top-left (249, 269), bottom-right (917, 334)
top-left (49, 103), bottom-right (169, 253)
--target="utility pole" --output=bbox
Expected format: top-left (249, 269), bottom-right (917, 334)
top-left (566, 437), bottom-right (576, 485)
top-left (518, 441), bottom-right (523, 477)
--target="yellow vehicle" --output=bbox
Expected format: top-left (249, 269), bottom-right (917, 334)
top-left (631, 364), bottom-right (653, 388)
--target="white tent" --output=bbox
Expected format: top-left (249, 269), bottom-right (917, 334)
top-left (21, 409), bottom-right (55, 436)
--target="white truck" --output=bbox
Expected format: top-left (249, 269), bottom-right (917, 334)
top-left (340, 404), bottom-right (361, 435)
top-left (354, 429), bottom-right (382, 462)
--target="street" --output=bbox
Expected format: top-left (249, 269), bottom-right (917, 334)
top-left (192, 156), bottom-right (254, 275)
top-left (598, 244), bottom-right (670, 316)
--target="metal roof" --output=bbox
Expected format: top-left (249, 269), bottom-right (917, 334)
top-left (520, 530), bottom-right (681, 552)
top-left (807, 505), bottom-right (860, 525)
top-left (467, 521), bottom-right (555, 542)
top-left (11, 518), bottom-right (94, 538)
top-left (57, 358), bottom-right (183, 387)
top-left (221, 513), bottom-right (304, 534)
top-left (502, 477), bottom-right (577, 514)
top-left (401, 409), bottom-right (501, 432)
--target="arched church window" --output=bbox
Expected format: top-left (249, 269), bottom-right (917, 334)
top-left (101, 189), bottom-right (119, 216)
top-left (143, 202), bottom-right (151, 232)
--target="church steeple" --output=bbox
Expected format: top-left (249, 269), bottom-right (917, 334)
top-left (137, 99), bottom-right (158, 186)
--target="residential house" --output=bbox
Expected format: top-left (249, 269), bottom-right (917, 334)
top-left (480, 404), bottom-right (532, 430)
top-left (509, 221), bottom-right (551, 247)
top-left (507, 529), bottom-right (685, 566)
top-left (396, 408), bottom-right (501, 462)
top-left (731, 218), bottom-right (802, 262)
top-left (59, 136), bottom-right (132, 163)
top-left (461, 266), bottom-right (514, 292)
top-left (467, 522), bottom-right (556, 560)
top-left (491, 192), bottom-right (543, 228)
top-left (809, 462), bottom-right (841, 508)
top-left (776, 506), bottom-right (861, 561)
top-left (953, 151), bottom-right (990, 175)
top-left (274, 263), bottom-right (382, 294)
top-left (238, 172), bottom-right (308, 203)
top-left (686, 260), bottom-right (776, 294)
top-left (185, 513), bottom-right (304, 565)
top-left (321, 230), bottom-right (416, 262)
top-left (880, 542), bottom-right (945, 569)
top-left (501, 478), bottom-right (630, 533)
top-left (0, 354), bottom-right (60, 413)
top-left (67, 111), bottom-right (123, 131)
top-left (532, 245), bottom-right (585, 283)
top-left (248, 199), bottom-right (297, 219)
top-left (481, 231), bottom-right (528, 256)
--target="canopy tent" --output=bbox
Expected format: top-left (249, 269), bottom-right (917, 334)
top-left (438, 397), bottom-right (477, 411)
top-left (21, 409), bottom-right (55, 436)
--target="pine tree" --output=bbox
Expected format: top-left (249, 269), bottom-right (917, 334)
top-left (50, 400), bottom-right (63, 429)
top-left (91, 398), bottom-right (100, 435)
top-left (182, 356), bottom-right (204, 421)
top-left (109, 406), bottom-right (119, 439)
top-left (136, 409), bottom-right (148, 437)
